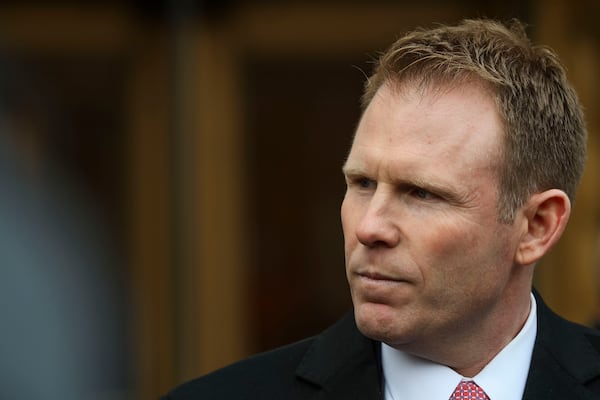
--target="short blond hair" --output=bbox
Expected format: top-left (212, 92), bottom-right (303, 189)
top-left (362, 19), bottom-right (587, 222)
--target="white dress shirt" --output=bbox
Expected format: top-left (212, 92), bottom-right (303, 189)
top-left (382, 293), bottom-right (537, 399)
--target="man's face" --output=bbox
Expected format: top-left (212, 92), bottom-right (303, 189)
top-left (341, 82), bottom-right (525, 358)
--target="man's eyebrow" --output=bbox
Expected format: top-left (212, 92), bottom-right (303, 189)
top-left (404, 177), bottom-right (457, 197)
top-left (341, 165), bottom-right (365, 176)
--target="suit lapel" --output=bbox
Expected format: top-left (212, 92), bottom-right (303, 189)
top-left (523, 343), bottom-right (597, 400)
top-left (522, 292), bottom-right (600, 399)
top-left (294, 313), bottom-right (383, 400)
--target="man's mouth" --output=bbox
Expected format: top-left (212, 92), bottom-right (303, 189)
top-left (356, 270), bottom-right (408, 284)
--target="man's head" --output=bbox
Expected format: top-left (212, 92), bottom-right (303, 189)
top-left (341, 19), bottom-right (586, 375)
top-left (362, 19), bottom-right (586, 223)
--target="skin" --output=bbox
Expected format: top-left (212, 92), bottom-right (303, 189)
top-left (341, 81), bottom-right (538, 376)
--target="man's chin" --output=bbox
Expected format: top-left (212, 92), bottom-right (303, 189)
top-left (353, 302), bottom-right (403, 342)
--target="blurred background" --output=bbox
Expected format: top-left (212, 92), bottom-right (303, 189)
top-left (0, 0), bottom-right (598, 399)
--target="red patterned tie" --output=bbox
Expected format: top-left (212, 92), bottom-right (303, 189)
top-left (449, 380), bottom-right (490, 400)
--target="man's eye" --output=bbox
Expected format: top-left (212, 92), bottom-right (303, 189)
top-left (412, 187), bottom-right (435, 200)
top-left (358, 178), bottom-right (373, 189)
top-left (346, 176), bottom-right (375, 190)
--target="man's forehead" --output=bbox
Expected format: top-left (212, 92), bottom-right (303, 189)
top-left (348, 80), bottom-right (505, 179)
top-left (364, 77), bottom-right (498, 116)
top-left (359, 80), bottom-right (502, 141)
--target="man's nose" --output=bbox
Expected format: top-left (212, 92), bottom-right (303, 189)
top-left (355, 192), bottom-right (400, 248)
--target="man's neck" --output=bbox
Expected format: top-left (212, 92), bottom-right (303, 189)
top-left (382, 293), bottom-right (537, 400)
top-left (392, 289), bottom-right (533, 376)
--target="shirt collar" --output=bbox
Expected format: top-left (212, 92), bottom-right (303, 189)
top-left (382, 293), bottom-right (537, 400)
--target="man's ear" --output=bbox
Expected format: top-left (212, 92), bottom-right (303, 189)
top-left (514, 189), bottom-right (571, 266)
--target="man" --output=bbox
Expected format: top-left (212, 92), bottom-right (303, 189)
top-left (164, 19), bottom-right (600, 399)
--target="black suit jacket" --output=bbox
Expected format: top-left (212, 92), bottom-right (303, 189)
top-left (164, 293), bottom-right (600, 399)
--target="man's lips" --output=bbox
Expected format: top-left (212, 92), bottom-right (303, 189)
top-left (352, 269), bottom-right (413, 303)
top-left (355, 270), bottom-right (409, 284)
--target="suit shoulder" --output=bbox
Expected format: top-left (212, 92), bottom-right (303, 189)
top-left (163, 337), bottom-right (316, 400)
top-left (535, 295), bottom-right (600, 393)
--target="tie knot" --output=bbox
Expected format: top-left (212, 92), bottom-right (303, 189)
top-left (449, 380), bottom-right (490, 400)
